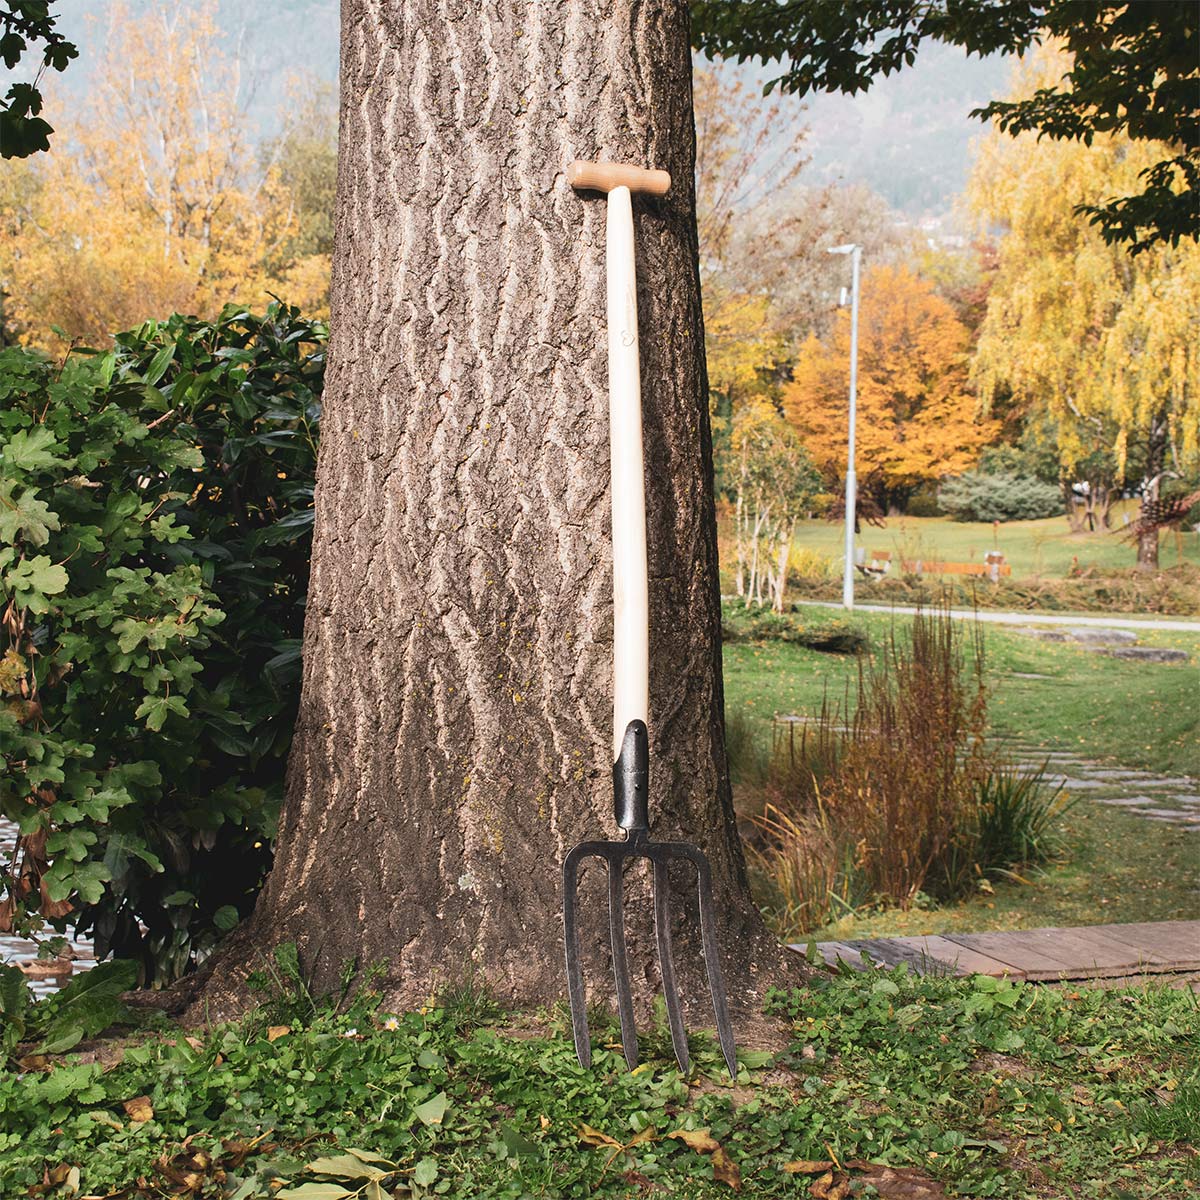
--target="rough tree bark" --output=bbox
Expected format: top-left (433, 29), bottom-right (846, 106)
top-left (199, 0), bottom-right (795, 1019)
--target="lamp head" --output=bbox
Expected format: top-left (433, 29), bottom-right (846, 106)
top-left (827, 243), bottom-right (857, 255)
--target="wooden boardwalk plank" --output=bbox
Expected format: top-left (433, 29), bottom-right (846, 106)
top-left (949, 928), bottom-right (1167, 980)
top-left (851, 938), bottom-right (952, 973)
top-left (940, 931), bottom-right (1073, 977)
top-left (809, 921), bottom-right (1200, 982)
top-left (798, 941), bottom-right (870, 971)
top-left (1092, 921), bottom-right (1200, 967)
top-left (906, 935), bottom-right (1027, 979)
top-left (1005, 926), bottom-right (1174, 972)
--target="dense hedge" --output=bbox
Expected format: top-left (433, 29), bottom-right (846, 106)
top-left (0, 303), bottom-right (323, 983)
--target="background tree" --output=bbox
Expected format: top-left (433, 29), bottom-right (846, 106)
top-left (692, 0), bottom-right (1200, 253)
top-left (693, 66), bottom-right (902, 504)
top-left (263, 76), bottom-right (338, 315)
top-left (970, 46), bottom-right (1200, 569)
top-left (0, 2), bottom-right (327, 346)
top-left (783, 262), bottom-right (996, 511)
top-left (729, 399), bottom-right (822, 610)
top-left (198, 0), bottom-right (794, 1017)
top-left (704, 286), bottom-right (786, 499)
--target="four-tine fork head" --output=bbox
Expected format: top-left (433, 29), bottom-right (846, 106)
top-left (562, 725), bottom-right (737, 1078)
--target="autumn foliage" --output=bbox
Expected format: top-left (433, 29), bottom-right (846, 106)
top-left (783, 263), bottom-right (996, 507)
top-left (969, 44), bottom-right (1200, 567)
top-left (0, 2), bottom-right (331, 349)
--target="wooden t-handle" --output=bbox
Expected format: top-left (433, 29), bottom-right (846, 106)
top-left (567, 160), bottom-right (671, 196)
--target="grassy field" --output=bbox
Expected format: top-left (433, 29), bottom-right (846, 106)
top-left (724, 605), bottom-right (1200, 777)
top-left (792, 796), bottom-right (1198, 943)
top-left (723, 605), bottom-right (1200, 941)
top-left (780, 508), bottom-right (1200, 578)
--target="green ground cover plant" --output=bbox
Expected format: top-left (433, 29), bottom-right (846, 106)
top-left (0, 303), bottom-right (322, 983)
top-left (0, 958), bottom-right (1195, 1198)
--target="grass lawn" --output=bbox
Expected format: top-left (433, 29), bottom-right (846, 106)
top-left (2, 962), bottom-right (1197, 1198)
top-left (783, 509), bottom-right (1200, 578)
top-left (796, 794), bottom-right (1198, 945)
top-left (723, 605), bottom-right (1200, 942)
top-left (723, 605), bottom-right (1200, 777)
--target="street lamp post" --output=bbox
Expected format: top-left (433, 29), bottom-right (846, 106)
top-left (828, 243), bottom-right (861, 611)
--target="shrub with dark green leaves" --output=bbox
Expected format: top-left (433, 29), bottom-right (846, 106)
top-left (0, 302), bottom-right (323, 984)
top-left (938, 470), bottom-right (1063, 522)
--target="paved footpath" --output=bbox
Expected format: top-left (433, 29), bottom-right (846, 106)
top-left (794, 599), bottom-right (1200, 633)
top-left (995, 736), bottom-right (1200, 830)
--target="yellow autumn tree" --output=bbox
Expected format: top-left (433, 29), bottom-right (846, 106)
top-left (729, 397), bottom-right (823, 611)
top-left (970, 43), bottom-right (1200, 567)
top-left (0, 2), bottom-right (330, 349)
top-left (783, 262), bottom-right (996, 509)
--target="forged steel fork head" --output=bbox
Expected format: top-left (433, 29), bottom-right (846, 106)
top-left (562, 722), bottom-right (737, 1079)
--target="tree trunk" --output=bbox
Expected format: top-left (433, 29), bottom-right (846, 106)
top-left (733, 486), bottom-right (746, 597)
top-left (200, 0), bottom-right (792, 1019)
top-left (1063, 480), bottom-right (1084, 532)
top-left (1137, 419), bottom-right (1168, 571)
top-left (1137, 480), bottom-right (1161, 569)
top-left (772, 519), bottom-right (794, 613)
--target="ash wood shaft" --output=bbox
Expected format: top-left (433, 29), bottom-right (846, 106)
top-left (568, 160), bottom-right (671, 196)
top-left (605, 185), bottom-right (651, 762)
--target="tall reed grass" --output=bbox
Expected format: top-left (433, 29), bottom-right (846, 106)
top-left (743, 606), bottom-right (1068, 938)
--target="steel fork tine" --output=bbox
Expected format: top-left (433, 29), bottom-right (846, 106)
top-left (693, 853), bottom-right (738, 1080)
top-left (562, 846), bottom-right (592, 1068)
top-left (652, 857), bottom-right (690, 1074)
top-left (607, 858), bottom-right (639, 1070)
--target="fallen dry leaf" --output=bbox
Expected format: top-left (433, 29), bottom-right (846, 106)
top-left (668, 1128), bottom-right (741, 1191)
top-left (711, 1146), bottom-right (742, 1191)
top-left (851, 1164), bottom-right (949, 1199)
top-left (123, 1095), bottom-right (154, 1123)
top-left (578, 1124), bottom-right (622, 1149)
top-left (811, 1170), bottom-right (835, 1198)
top-left (266, 1025), bottom-right (290, 1042)
top-left (668, 1129), bottom-right (721, 1154)
top-left (783, 1159), bottom-right (835, 1175)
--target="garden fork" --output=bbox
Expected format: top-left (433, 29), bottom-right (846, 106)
top-left (562, 160), bottom-right (737, 1079)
